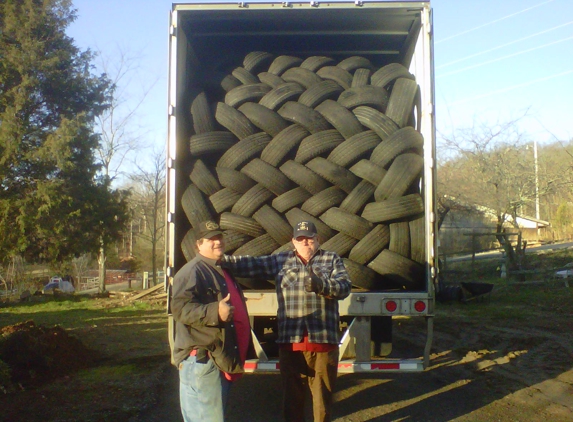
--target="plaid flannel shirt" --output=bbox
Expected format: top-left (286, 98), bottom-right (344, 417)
top-left (222, 249), bottom-right (351, 345)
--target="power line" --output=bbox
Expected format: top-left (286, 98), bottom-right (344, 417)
top-left (436, 0), bottom-right (556, 44)
top-left (437, 20), bottom-right (573, 70)
top-left (437, 35), bottom-right (573, 79)
top-left (448, 69), bottom-right (573, 106)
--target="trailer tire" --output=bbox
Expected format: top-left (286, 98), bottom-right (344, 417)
top-left (301, 186), bottom-right (346, 216)
top-left (320, 207), bottom-right (373, 240)
top-left (217, 133), bottom-right (271, 170)
top-left (298, 80), bottom-right (344, 108)
top-left (294, 129), bottom-right (345, 163)
top-left (260, 124), bottom-right (309, 166)
top-left (306, 157), bottom-right (360, 194)
top-left (272, 187), bottom-right (312, 213)
top-left (327, 130), bottom-right (382, 168)
top-left (348, 224), bottom-right (390, 265)
top-left (241, 158), bottom-right (293, 195)
top-left (234, 233), bottom-right (280, 256)
top-left (252, 205), bottom-right (293, 245)
top-left (190, 159), bottom-right (222, 196)
top-left (279, 160), bottom-right (331, 195)
top-left (321, 233), bottom-right (358, 256)
top-left (338, 86), bottom-right (389, 112)
top-left (259, 82), bottom-right (305, 111)
top-left (220, 212), bottom-right (265, 237)
top-left (339, 180), bottom-right (376, 215)
top-left (216, 167), bottom-right (256, 194)
top-left (317, 66), bottom-right (353, 89)
top-left (231, 184), bottom-right (275, 217)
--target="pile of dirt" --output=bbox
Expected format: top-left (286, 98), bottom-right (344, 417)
top-left (0, 320), bottom-right (97, 391)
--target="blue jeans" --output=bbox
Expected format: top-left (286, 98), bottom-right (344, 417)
top-left (179, 355), bottom-right (232, 422)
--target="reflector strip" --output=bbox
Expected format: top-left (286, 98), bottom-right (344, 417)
top-left (244, 359), bottom-right (423, 372)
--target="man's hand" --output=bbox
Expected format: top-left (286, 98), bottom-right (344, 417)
top-left (304, 268), bottom-right (324, 294)
top-left (218, 293), bottom-right (234, 322)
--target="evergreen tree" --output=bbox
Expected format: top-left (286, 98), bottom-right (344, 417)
top-left (0, 0), bottom-right (129, 265)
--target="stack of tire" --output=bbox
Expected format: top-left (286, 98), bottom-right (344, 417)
top-left (181, 52), bottom-right (426, 291)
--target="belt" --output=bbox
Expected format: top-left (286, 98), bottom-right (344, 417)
top-left (190, 348), bottom-right (209, 363)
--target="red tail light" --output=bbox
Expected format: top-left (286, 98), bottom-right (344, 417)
top-left (414, 301), bottom-right (426, 312)
top-left (385, 300), bottom-right (398, 312)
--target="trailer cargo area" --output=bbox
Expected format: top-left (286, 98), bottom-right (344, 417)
top-left (167, 1), bottom-right (437, 372)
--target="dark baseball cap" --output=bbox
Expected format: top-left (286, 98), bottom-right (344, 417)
top-left (293, 221), bottom-right (317, 238)
top-left (195, 220), bottom-right (223, 240)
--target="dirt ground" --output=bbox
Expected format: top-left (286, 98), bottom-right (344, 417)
top-left (1, 293), bottom-right (572, 422)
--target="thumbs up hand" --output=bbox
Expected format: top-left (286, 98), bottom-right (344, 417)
top-left (304, 267), bottom-right (324, 294)
top-left (218, 293), bottom-right (235, 322)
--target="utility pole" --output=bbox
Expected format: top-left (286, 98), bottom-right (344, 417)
top-left (534, 139), bottom-right (540, 238)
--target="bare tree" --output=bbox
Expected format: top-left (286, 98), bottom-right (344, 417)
top-left (93, 46), bottom-right (158, 293)
top-left (438, 116), bottom-right (559, 271)
top-left (129, 148), bottom-right (166, 286)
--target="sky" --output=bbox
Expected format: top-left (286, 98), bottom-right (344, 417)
top-left (67, 0), bottom-right (573, 167)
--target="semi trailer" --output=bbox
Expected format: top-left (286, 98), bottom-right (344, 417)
top-left (166, 0), bottom-right (437, 373)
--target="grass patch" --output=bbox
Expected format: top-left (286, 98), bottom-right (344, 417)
top-left (0, 295), bottom-right (169, 359)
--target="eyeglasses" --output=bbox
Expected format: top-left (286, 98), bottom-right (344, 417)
top-left (295, 236), bottom-right (316, 243)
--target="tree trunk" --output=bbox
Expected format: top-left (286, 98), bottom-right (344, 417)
top-left (98, 244), bottom-right (107, 294)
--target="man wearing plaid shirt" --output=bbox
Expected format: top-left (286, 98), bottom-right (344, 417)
top-left (222, 220), bottom-right (351, 422)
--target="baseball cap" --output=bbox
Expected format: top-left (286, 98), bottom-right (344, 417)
top-left (195, 220), bottom-right (223, 240)
top-left (293, 221), bottom-right (317, 238)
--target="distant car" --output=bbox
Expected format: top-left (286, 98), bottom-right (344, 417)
top-left (43, 276), bottom-right (75, 293)
top-left (554, 262), bottom-right (573, 279)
